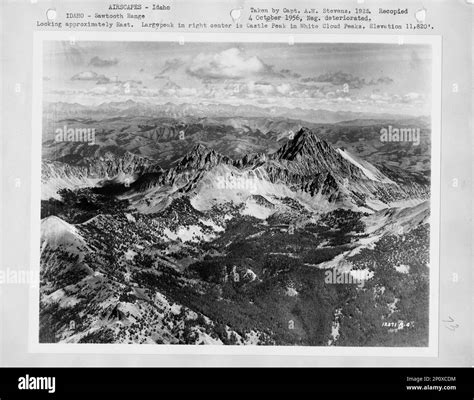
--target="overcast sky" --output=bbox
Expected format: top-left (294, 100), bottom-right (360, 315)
top-left (43, 41), bottom-right (432, 116)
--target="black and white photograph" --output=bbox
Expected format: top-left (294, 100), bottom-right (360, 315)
top-left (2, 0), bottom-right (474, 394)
top-left (37, 35), bottom-right (439, 350)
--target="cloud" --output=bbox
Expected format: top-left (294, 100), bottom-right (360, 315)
top-left (96, 76), bottom-right (111, 84)
top-left (373, 76), bottom-right (393, 85)
top-left (71, 71), bottom-right (143, 87)
top-left (87, 80), bottom-right (146, 96)
top-left (95, 75), bottom-right (142, 86)
top-left (89, 56), bottom-right (119, 67)
top-left (161, 79), bottom-right (181, 90)
top-left (158, 79), bottom-right (184, 95)
top-left (276, 83), bottom-right (292, 95)
top-left (357, 91), bottom-right (425, 106)
top-left (300, 71), bottom-right (393, 89)
top-left (280, 68), bottom-right (301, 79)
top-left (186, 48), bottom-right (273, 80)
top-left (71, 71), bottom-right (107, 81)
top-left (401, 92), bottom-right (425, 103)
top-left (156, 58), bottom-right (183, 77)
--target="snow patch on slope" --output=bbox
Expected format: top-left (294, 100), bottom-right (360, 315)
top-left (337, 148), bottom-right (394, 184)
top-left (394, 264), bottom-right (410, 274)
top-left (338, 148), bottom-right (380, 181)
top-left (164, 225), bottom-right (217, 243)
top-left (41, 216), bottom-right (87, 255)
top-left (190, 164), bottom-right (335, 214)
top-left (241, 197), bottom-right (275, 220)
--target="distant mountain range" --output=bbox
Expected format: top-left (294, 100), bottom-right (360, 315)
top-left (44, 100), bottom-right (428, 124)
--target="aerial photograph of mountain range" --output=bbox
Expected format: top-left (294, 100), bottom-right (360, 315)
top-left (39, 40), bottom-right (433, 347)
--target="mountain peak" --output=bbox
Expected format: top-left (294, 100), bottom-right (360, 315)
top-left (178, 144), bottom-right (231, 171)
top-left (294, 127), bottom-right (322, 141)
top-left (293, 127), bottom-right (323, 147)
top-left (276, 127), bottom-right (328, 161)
top-left (190, 143), bottom-right (209, 154)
